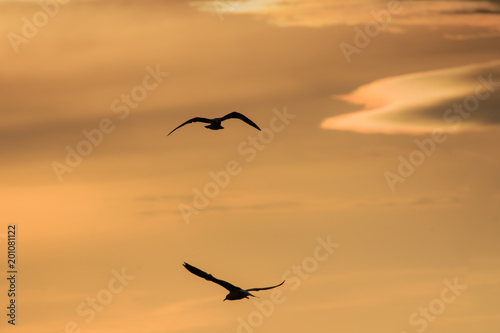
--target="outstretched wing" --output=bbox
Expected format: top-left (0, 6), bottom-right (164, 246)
top-left (183, 262), bottom-right (240, 292)
top-left (246, 280), bottom-right (285, 292)
top-left (221, 112), bottom-right (261, 131)
top-left (167, 117), bottom-right (212, 136)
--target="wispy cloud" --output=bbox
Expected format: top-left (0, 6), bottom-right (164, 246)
top-left (190, 0), bottom-right (500, 36)
top-left (321, 60), bottom-right (500, 134)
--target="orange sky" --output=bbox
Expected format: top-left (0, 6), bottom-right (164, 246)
top-left (1, 1), bottom-right (499, 333)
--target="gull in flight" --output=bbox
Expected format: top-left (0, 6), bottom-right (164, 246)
top-left (182, 262), bottom-right (285, 301)
top-left (167, 112), bottom-right (261, 136)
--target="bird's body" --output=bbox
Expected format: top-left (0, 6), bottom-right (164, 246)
top-left (168, 112), bottom-right (260, 136)
top-left (182, 262), bottom-right (285, 301)
top-left (204, 118), bottom-right (224, 130)
top-left (224, 289), bottom-right (255, 301)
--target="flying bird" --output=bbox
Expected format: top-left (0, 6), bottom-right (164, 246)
top-left (182, 262), bottom-right (285, 301)
top-left (167, 112), bottom-right (261, 136)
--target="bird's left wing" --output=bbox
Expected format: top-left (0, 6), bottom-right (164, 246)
top-left (246, 280), bottom-right (285, 292)
top-left (167, 117), bottom-right (212, 136)
top-left (221, 112), bottom-right (261, 131)
top-left (183, 262), bottom-right (240, 292)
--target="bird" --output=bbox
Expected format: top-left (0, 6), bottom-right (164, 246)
top-left (167, 112), bottom-right (261, 136)
top-left (182, 262), bottom-right (285, 301)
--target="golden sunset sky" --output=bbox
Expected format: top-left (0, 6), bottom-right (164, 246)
top-left (1, 1), bottom-right (499, 332)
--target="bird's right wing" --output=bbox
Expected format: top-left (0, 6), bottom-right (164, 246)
top-left (246, 280), bottom-right (285, 292)
top-left (167, 117), bottom-right (212, 136)
top-left (221, 112), bottom-right (261, 131)
top-left (183, 262), bottom-right (240, 292)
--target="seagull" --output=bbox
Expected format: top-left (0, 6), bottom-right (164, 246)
top-left (167, 112), bottom-right (261, 136)
top-left (182, 262), bottom-right (285, 301)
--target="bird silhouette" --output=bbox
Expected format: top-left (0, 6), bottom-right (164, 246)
top-left (182, 262), bottom-right (285, 301)
top-left (167, 112), bottom-right (261, 136)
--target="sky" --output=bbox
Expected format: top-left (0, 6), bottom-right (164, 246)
top-left (0, 0), bottom-right (499, 332)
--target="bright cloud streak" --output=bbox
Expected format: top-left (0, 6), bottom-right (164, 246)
top-left (190, 0), bottom-right (500, 35)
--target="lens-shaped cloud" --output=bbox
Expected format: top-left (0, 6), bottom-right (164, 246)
top-left (321, 60), bottom-right (500, 134)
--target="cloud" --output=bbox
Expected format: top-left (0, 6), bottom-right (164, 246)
top-left (190, 0), bottom-right (500, 36)
top-left (321, 60), bottom-right (500, 134)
